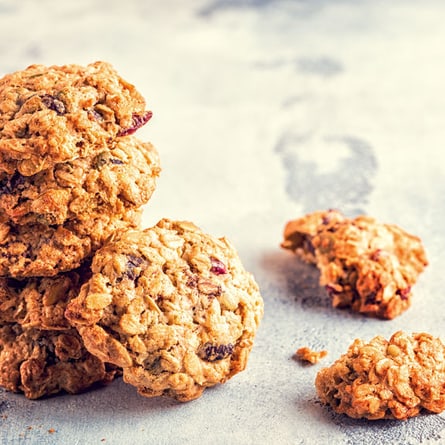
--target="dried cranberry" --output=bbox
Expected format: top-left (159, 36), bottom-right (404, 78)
top-left (117, 111), bottom-right (153, 136)
top-left (41, 94), bottom-right (66, 115)
top-left (370, 249), bottom-right (382, 261)
top-left (210, 257), bottom-right (227, 275)
top-left (325, 285), bottom-right (339, 297)
top-left (396, 287), bottom-right (411, 301)
top-left (198, 343), bottom-right (234, 362)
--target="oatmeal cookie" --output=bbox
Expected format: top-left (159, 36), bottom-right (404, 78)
top-left (0, 324), bottom-right (118, 399)
top-left (281, 209), bottom-right (345, 264)
top-left (0, 137), bottom-right (160, 226)
top-left (0, 208), bottom-right (141, 277)
top-left (0, 61), bottom-right (151, 176)
top-left (315, 331), bottom-right (445, 420)
top-left (282, 211), bottom-right (428, 319)
top-left (0, 264), bottom-right (90, 329)
top-left (65, 219), bottom-right (264, 402)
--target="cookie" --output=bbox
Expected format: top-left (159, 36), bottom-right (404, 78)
top-left (315, 331), bottom-right (445, 420)
top-left (0, 208), bottom-right (141, 277)
top-left (282, 211), bottom-right (428, 319)
top-left (0, 324), bottom-right (118, 399)
top-left (65, 219), bottom-right (264, 402)
top-left (0, 61), bottom-right (151, 176)
top-left (281, 209), bottom-right (345, 264)
top-left (0, 136), bottom-right (160, 226)
top-left (0, 264), bottom-right (90, 329)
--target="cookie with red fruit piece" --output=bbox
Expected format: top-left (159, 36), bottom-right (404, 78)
top-left (282, 210), bottom-right (428, 319)
top-left (0, 61), bottom-right (152, 176)
top-left (65, 218), bottom-right (264, 402)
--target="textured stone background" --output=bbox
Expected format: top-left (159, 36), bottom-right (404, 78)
top-left (1, 1), bottom-right (444, 443)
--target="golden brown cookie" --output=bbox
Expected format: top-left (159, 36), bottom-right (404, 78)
top-left (282, 209), bottom-right (345, 264)
top-left (0, 264), bottom-right (90, 328)
top-left (0, 208), bottom-right (141, 277)
top-left (0, 324), bottom-right (118, 399)
top-left (282, 210), bottom-right (428, 319)
top-left (0, 264), bottom-right (120, 399)
top-left (0, 61), bottom-right (151, 176)
top-left (0, 136), bottom-right (160, 226)
top-left (315, 331), bottom-right (445, 420)
top-left (65, 218), bottom-right (264, 402)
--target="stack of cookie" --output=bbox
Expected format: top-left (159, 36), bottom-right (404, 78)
top-left (0, 61), bottom-right (264, 402)
top-left (0, 62), bottom-right (161, 398)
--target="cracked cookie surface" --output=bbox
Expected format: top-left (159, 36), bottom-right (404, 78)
top-left (282, 210), bottom-right (428, 319)
top-left (0, 61), bottom-right (151, 176)
top-left (315, 331), bottom-right (445, 420)
top-left (0, 136), bottom-right (160, 226)
top-left (66, 218), bottom-right (264, 401)
top-left (0, 208), bottom-right (141, 277)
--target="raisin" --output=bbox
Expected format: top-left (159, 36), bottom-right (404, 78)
top-left (117, 111), bottom-right (153, 136)
top-left (93, 153), bottom-right (124, 169)
top-left (89, 109), bottom-right (104, 122)
top-left (124, 255), bottom-right (145, 281)
top-left (0, 172), bottom-right (26, 195)
top-left (302, 237), bottom-right (315, 256)
top-left (40, 94), bottom-right (66, 115)
top-left (364, 291), bottom-right (378, 305)
top-left (198, 343), bottom-right (234, 362)
top-left (210, 257), bottom-right (227, 275)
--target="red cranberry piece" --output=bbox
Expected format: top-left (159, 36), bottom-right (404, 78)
top-left (117, 111), bottom-right (153, 136)
top-left (396, 287), bottom-right (411, 301)
top-left (210, 257), bottom-right (227, 275)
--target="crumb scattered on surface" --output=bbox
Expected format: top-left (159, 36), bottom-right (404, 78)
top-left (295, 346), bottom-right (328, 364)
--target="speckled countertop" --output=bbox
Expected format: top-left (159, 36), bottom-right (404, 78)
top-left (1, 1), bottom-right (445, 444)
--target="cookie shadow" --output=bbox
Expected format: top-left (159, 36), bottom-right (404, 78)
top-left (313, 399), bottom-right (445, 445)
top-left (259, 249), bottom-right (332, 312)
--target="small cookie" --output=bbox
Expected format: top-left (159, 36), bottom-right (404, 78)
top-left (0, 137), bottom-right (160, 225)
top-left (0, 208), bottom-right (141, 277)
top-left (315, 331), bottom-right (445, 420)
top-left (0, 61), bottom-right (151, 176)
top-left (0, 324), bottom-right (118, 399)
top-left (282, 211), bottom-right (428, 319)
top-left (65, 219), bottom-right (264, 402)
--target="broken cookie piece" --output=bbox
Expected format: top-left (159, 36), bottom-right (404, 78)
top-left (282, 210), bottom-right (428, 319)
top-left (295, 346), bottom-right (327, 364)
top-left (315, 331), bottom-right (445, 420)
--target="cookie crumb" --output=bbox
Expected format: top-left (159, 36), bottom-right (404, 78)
top-left (295, 346), bottom-right (327, 364)
top-left (48, 428), bottom-right (56, 434)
